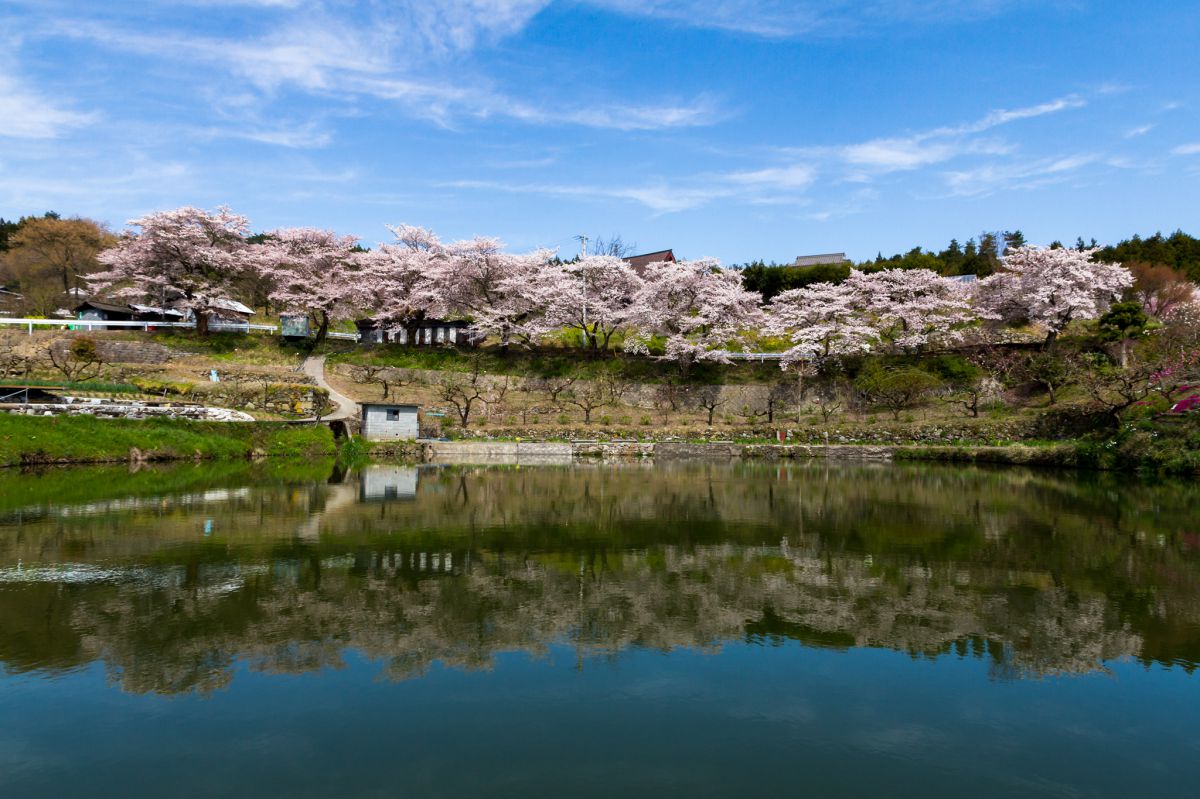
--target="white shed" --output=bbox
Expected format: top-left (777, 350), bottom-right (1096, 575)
top-left (361, 403), bottom-right (420, 440)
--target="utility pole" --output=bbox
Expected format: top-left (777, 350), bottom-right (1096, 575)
top-left (575, 234), bottom-right (589, 348)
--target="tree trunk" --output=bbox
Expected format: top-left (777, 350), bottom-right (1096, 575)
top-left (314, 311), bottom-right (329, 347)
top-left (196, 311), bottom-right (210, 336)
top-left (1043, 329), bottom-right (1059, 350)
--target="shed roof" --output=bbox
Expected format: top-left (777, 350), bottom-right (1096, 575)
top-left (75, 299), bottom-right (134, 315)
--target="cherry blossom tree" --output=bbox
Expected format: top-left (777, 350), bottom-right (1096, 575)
top-left (976, 246), bottom-right (1133, 346)
top-left (90, 206), bottom-right (253, 335)
top-left (848, 268), bottom-right (976, 351)
top-left (523, 254), bottom-right (644, 351)
top-left (255, 227), bottom-right (363, 345)
top-left (627, 258), bottom-right (764, 376)
top-left (432, 236), bottom-right (553, 348)
top-left (358, 224), bottom-right (443, 345)
top-left (768, 281), bottom-right (878, 368)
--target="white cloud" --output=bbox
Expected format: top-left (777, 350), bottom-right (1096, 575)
top-left (582, 0), bottom-right (1037, 37)
top-left (1124, 124), bottom-right (1154, 138)
top-left (0, 72), bottom-right (96, 139)
top-left (942, 153), bottom-right (1097, 197)
top-left (46, 9), bottom-right (716, 132)
top-left (1172, 143), bottom-right (1200, 156)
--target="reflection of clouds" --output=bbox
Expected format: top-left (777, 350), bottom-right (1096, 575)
top-left (726, 696), bottom-right (816, 726)
top-left (855, 724), bottom-right (947, 755)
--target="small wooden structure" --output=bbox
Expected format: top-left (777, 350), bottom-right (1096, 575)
top-left (280, 314), bottom-right (310, 339)
top-left (360, 402), bottom-right (420, 440)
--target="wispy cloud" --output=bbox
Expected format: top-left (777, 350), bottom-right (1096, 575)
top-left (44, 10), bottom-right (716, 133)
top-left (942, 153), bottom-right (1098, 197)
top-left (0, 61), bottom-right (96, 139)
top-left (583, 0), bottom-right (1038, 37)
top-left (835, 96), bottom-right (1083, 174)
top-left (1172, 143), bottom-right (1200, 156)
top-left (1125, 124), bottom-right (1155, 138)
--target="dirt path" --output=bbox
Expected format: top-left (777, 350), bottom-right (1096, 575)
top-left (301, 355), bottom-right (358, 421)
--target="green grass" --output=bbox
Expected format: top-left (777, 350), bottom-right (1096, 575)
top-left (0, 414), bottom-right (336, 467)
top-left (0, 458), bottom-right (336, 514)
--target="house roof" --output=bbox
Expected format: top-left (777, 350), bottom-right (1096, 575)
top-left (793, 252), bottom-right (847, 267)
top-left (624, 249), bottom-right (676, 274)
top-left (75, 299), bottom-right (135, 315)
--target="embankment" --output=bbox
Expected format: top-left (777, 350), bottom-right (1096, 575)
top-left (0, 414), bottom-right (336, 467)
top-left (411, 432), bottom-right (1198, 473)
top-left (416, 439), bottom-right (1076, 467)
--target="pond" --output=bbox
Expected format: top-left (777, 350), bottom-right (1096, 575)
top-left (1, 459), bottom-right (1198, 797)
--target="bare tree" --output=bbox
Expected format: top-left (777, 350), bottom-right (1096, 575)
top-left (813, 381), bottom-right (849, 423)
top-left (525, 375), bottom-right (577, 407)
top-left (689, 384), bottom-right (726, 425)
top-left (648, 380), bottom-right (686, 424)
top-left (942, 377), bottom-right (986, 418)
top-left (437, 358), bottom-right (490, 427)
top-left (354, 364), bottom-right (414, 400)
top-left (560, 375), bottom-right (623, 423)
top-left (588, 235), bottom-right (637, 259)
top-left (46, 336), bottom-right (103, 382)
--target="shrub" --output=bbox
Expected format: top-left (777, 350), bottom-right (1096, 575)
top-left (854, 363), bottom-right (943, 419)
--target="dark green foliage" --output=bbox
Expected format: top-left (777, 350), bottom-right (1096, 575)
top-left (738, 261), bottom-right (851, 300)
top-left (854, 362), bottom-right (943, 419)
top-left (1095, 230), bottom-right (1200, 282)
top-left (1097, 301), bottom-right (1150, 343)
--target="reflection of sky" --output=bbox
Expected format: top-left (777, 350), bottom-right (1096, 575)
top-left (1, 644), bottom-right (1196, 798)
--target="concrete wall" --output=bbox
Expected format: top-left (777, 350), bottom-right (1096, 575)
top-left (418, 440), bottom-right (901, 464)
top-left (362, 404), bottom-right (419, 440)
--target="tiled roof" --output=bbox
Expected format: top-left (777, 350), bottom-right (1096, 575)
top-left (624, 249), bottom-right (676, 273)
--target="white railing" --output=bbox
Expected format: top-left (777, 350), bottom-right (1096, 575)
top-left (726, 351), bottom-right (785, 361)
top-left (0, 318), bottom-right (278, 334)
top-left (327, 331), bottom-right (358, 341)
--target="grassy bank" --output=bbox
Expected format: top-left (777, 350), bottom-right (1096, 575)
top-left (0, 415), bottom-right (336, 467)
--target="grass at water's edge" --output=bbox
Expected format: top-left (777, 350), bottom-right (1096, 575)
top-left (0, 415), bottom-right (336, 467)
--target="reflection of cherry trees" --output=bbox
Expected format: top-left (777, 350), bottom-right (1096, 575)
top-left (1, 462), bottom-right (1197, 694)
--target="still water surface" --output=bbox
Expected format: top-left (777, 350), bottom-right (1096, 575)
top-left (1, 460), bottom-right (1198, 797)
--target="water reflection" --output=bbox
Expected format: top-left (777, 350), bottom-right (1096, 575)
top-left (0, 461), bottom-right (1197, 695)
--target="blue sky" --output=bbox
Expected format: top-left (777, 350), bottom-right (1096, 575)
top-left (1, 1), bottom-right (1197, 263)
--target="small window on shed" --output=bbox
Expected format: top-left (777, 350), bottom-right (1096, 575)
top-left (386, 409), bottom-right (400, 421)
